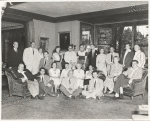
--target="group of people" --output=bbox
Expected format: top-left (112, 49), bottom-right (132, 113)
top-left (7, 41), bottom-right (146, 100)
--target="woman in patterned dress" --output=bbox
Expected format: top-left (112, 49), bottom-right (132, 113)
top-left (104, 56), bottom-right (122, 93)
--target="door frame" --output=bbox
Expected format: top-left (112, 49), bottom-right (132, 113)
top-left (58, 31), bottom-right (71, 47)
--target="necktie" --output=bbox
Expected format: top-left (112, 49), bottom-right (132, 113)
top-left (92, 50), bottom-right (95, 58)
top-left (41, 76), bottom-right (44, 82)
top-left (69, 79), bottom-right (71, 84)
top-left (111, 53), bottom-right (113, 62)
top-left (33, 49), bottom-right (34, 55)
top-left (44, 59), bottom-right (46, 66)
top-left (94, 80), bottom-right (96, 88)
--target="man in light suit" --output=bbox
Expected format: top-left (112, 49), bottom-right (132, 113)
top-left (82, 71), bottom-right (104, 99)
top-left (120, 43), bottom-right (134, 71)
top-left (39, 51), bottom-right (52, 71)
top-left (37, 67), bottom-right (58, 97)
top-left (113, 60), bottom-right (143, 99)
top-left (23, 41), bottom-right (39, 75)
top-left (106, 46), bottom-right (119, 75)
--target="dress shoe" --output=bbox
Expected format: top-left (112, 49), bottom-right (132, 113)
top-left (119, 94), bottom-right (123, 99)
top-left (112, 96), bottom-right (120, 100)
top-left (80, 95), bottom-right (86, 99)
top-left (96, 96), bottom-right (100, 100)
top-left (37, 95), bottom-right (44, 100)
top-left (31, 96), bottom-right (36, 99)
top-left (48, 92), bottom-right (58, 97)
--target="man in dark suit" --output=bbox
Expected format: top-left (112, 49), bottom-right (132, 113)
top-left (8, 41), bottom-right (23, 68)
top-left (39, 51), bottom-right (52, 71)
top-left (88, 44), bottom-right (99, 69)
top-left (121, 43), bottom-right (134, 71)
top-left (13, 63), bottom-right (44, 100)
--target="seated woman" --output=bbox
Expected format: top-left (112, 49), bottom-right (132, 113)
top-left (52, 46), bottom-right (62, 70)
top-left (49, 62), bottom-right (61, 93)
top-left (84, 65), bottom-right (93, 91)
top-left (104, 56), bottom-right (122, 94)
top-left (60, 62), bottom-right (71, 83)
top-left (82, 70), bottom-right (104, 99)
top-left (73, 63), bottom-right (85, 88)
top-left (37, 67), bottom-right (58, 97)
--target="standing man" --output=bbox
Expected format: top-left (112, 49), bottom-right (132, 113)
top-left (121, 43), bottom-right (134, 71)
top-left (88, 44), bottom-right (99, 69)
top-left (64, 45), bottom-right (77, 69)
top-left (8, 41), bottom-right (23, 68)
top-left (23, 41), bottom-right (39, 75)
top-left (106, 46), bottom-right (119, 75)
top-left (39, 51), bottom-right (52, 71)
top-left (133, 44), bottom-right (145, 68)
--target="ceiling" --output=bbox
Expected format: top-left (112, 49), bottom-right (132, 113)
top-left (10, 1), bottom-right (148, 17)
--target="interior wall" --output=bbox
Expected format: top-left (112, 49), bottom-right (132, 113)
top-left (55, 21), bottom-right (80, 52)
top-left (33, 19), bottom-right (56, 56)
top-left (33, 20), bottom-right (80, 55)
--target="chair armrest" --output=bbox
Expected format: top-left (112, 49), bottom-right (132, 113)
top-left (14, 79), bottom-right (27, 86)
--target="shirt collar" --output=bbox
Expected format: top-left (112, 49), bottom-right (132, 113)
top-left (126, 49), bottom-right (131, 52)
top-left (18, 70), bottom-right (25, 73)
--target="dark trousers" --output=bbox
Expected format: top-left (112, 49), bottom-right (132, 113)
top-left (39, 81), bottom-right (54, 95)
top-left (60, 85), bottom-right (82, 97)
top-left (114, 74), bottom-right (130, 93)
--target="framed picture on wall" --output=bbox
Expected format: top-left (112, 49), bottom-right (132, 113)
top-left (97, 27), bottom-right (112, 45)
top-left (58, 31), bottom-right (70, 51)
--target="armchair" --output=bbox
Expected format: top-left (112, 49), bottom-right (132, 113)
top-left (5, 68), bottom-right (31, 98)
top-left (123, 68), bottom-right (148, 100)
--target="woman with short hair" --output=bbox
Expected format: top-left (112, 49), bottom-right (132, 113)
top-left (104, 56), bottom-right (122, 94)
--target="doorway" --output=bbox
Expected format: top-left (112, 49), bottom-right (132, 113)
top-left (59, 32), bottom-right (70, 51)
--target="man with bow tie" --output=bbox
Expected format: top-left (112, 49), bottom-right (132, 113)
top-left (8, 41), bottom-right (23, 68)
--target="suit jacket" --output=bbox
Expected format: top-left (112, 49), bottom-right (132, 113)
top-left (39, 57), bottom-right (52, 71)
top-left (88, 50), bottom-right (99, 68)
top-left (89, 78), bottom-right (103, 92)
top-left (124, 67), bottom-right (143, 79)
top-left (23, 47), bottom-right (39, 67)
top-left (7, 48), bottom-right (23, 68)
top-left (121, 50), bottom-right (134, 68)
top-left (37, 75), bottom-right (50, 86)
top-left (12, 68), bottom-right (36, 81)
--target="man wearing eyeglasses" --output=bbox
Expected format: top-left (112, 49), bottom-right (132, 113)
top-left (64, 45), bottom-right (77, 69)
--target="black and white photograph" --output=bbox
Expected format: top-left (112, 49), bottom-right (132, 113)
top-left (1, 1), bottom-right (149, 120)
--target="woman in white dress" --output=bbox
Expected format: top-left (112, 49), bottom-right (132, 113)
top-left (49, 62), bottom-right (61, 93)
top-left (96, 48), bottom-right (107, 76)
top-left (52, 46), bottom-right (62, 70)
top-left (73, 63), bottom-right (85, 88)
top-left (60, 62), bottom-right (70, 83)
